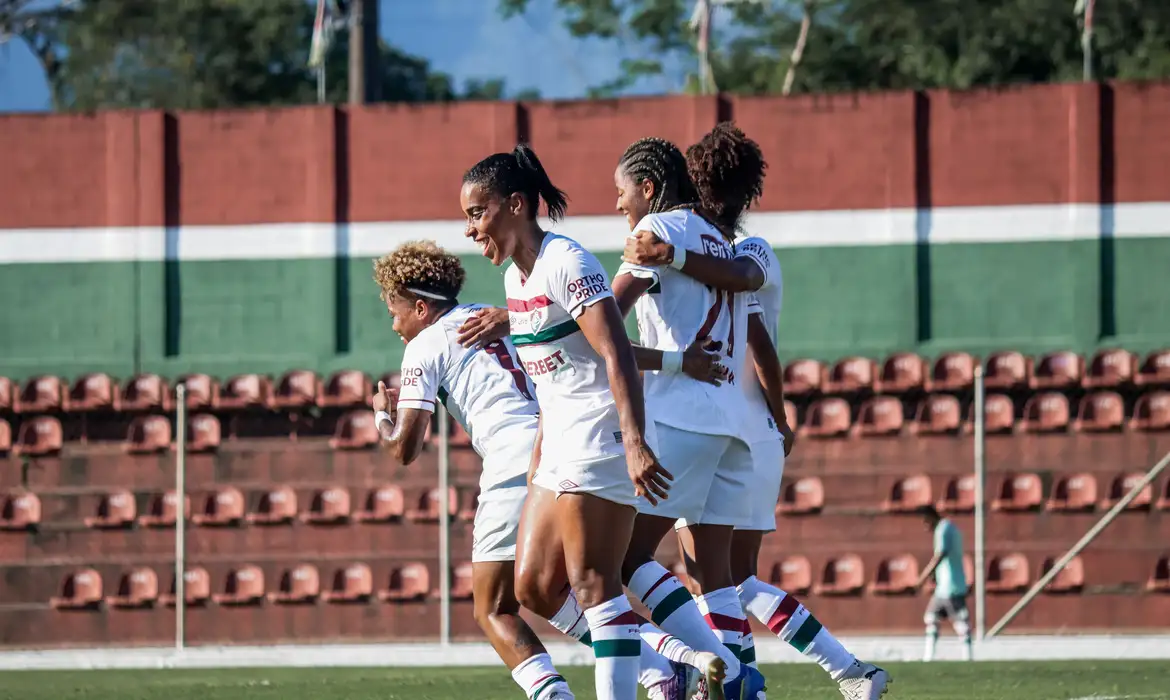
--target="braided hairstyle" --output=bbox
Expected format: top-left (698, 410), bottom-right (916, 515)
top-left (462, 144), bottom-right (568, 222)
top-left (617, 137), bottom-right (698, 214)
top-left (686, 122), bottom-right (766, 235)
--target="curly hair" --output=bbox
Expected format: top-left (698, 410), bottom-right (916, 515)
top-left (686, 122), bottom-right (767, 234)
top-left (617, 137), bottom-right (698, 214)
top-left (463, 144), bottom-right (569, 222)
top-left (372, 240), bottom-right (465, 304)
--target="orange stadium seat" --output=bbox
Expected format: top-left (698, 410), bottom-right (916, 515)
top-left (301, 486), bottom-right (351, 524)
top-left (799, 398), bottom-right (851, 439)
top-left (824, 357), bottom-right (877, 396)
top-left (909, 394), bottom-right (964, 435)
top-left (1074, 391), bottom-right (1125, 432)
top-left (269, 563), bottom-right (321, 604)
top-left (1101, 472), bottom-right (1152, 510)
top-left (271, 370), bottom-right (321, 409)
top-left (160, 567), bottom-right (211, 607)
top-left (330, 410), bottom-right (380, 450)
top-left (781, 359), bottom-right (825, 398)
top-left (783, 399), bottom-right (798, 429)
top-left (876, 353), bottom-right (927, 395)
top-left (322, 563), bottom-right (374, 603)
top-left (185, 413), bottom-right (222, 453)
top-left (457, 488), bottom-right (480, 522)
top-left (120, 374), bottom-right (171, 412)
top-left (218, 374), bottom-right (272, 410)
top-left (106, 567), bottom-right (159, 609)
top-left (1083, 349), bottom-right (1138, 389)
top-left (1020, 392), bottom-right (1070, 433)
top-left (984, 352), bottom-right (1031, 392)
top-left (777, 476), bottom-right (824, 515)
top-left (1041, 555), bottom-right (1085, 594)
top-left (1130, 391), bottom-right (1170, 432)
top-left (0, 377), bottom-right (13, 412)
top-left (986, 553), bottom-right (1030, 594)
top-left (1158, 480), bottom-right (1170, 511)
top-left (51, 568), bottom-right (103, 610)
top-left (445, 562), bottom-right (475, 601)
top-left (765, 556), bottom-right (812, 595)
top-left (852, 396), bottom-right (904, 437)
top-left (214, 565), bottom-right (266, 606)
top-left (379, 562), bottom-right (430, 602)
top-left (85, 489), bottom-right (137, 529)
top-left (15, 375), bottom-right (65, 414)
top-left (0, 491), bottom-right (41, 530)
top-left (66, 373), bottom-right (118, 412)
top-left (1135, 350), bottom-right (1170, 388)
top-left (1030, 351), bottom-right (1083, 390)
top-left (192, 486), bottom-right (245, 526)
top-left (883, 474), bottom-right (933, 513)
top-left (248, 485), bottom-right (298, 525)
top-left (992, 473), bottom-right (1044, 512)
top-left (869, 554), bottom-right (920, 595)
top-left (409, 486), bottom-right (457, 523)
top-left (926, 352), bottom-right (976, 393)
top-left (175, 374), bottom-right (220, 411)
top-left (1147, 556), bottom-right (1170, 593)
top-left (319, 370), bottom-right (371, 408)
top-left (937, 475), bottom-right (976, 513)
top-left (815, 555), bottom-right (865, 596)
top-left (138, 490), bottom-right (190, 528)
top-left (1046, 473), bottom-right (1097, 512)
top-left (124, 415), bottom-right (172, 454)
top-left (354, 485), bottom-right (405, 523)
top-left (982, 393), bottom-right (1017, 434)
top-left (378, 372), bottom-right (402, 393)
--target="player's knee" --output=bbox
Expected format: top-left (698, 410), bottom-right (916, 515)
top-left (568, 568), bottom-right (620, 609)
top-left (514, 565), bottom-right (560, 618)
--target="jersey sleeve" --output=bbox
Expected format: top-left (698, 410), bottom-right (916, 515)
top-left (746, 291), bottom-right (763, 316)
top-left (547, 245), bottom-right (616, 319)
top-left (615, 212), bottom-right (686, 282)
top-left (396, 333), bottom-right (442, 413)
top-left (734, 237), bottom-right (775, 287)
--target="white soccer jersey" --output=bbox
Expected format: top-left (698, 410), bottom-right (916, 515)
top-left (616, 209), bottom-right (754, 441)
top-left (396, 304), bottom-right (540, 490)
top-left (504, 233), bottom-right (628, 466)
top-left (736, 235), bottom-right (785, 441)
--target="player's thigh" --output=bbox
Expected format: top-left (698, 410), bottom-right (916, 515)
top-left (515, 484), bottom-right (569, 617)
top-left (695, 436), bottom-right (755, 528)
top-left (555, 490), bottom-right (637, 606)
top-left (736, 437), bottom-right (786, 534)
top-left (639, 423), bottom-right (729, 522)
top-left (472, 560), bottom-right (521, 618)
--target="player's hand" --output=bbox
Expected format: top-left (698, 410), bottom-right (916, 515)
top-left (622, 230), bottom-right (674, 267)
top-left (371, 381), bottom-right (397, 422)
top-left (682, 337), bottom-right (730, 386)
top-left (625, 439), bottom-right (672, 506)
top-left (780, 421), bottom-right (796, 457)
top-left (457, 307), bottom-right (510, 348)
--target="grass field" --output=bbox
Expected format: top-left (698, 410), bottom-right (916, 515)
top-left (1, 661), bottom-right (1167, 700)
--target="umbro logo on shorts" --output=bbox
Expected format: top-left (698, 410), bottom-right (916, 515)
top-left (558, 479), bottom-right (579, 490)
top-left (613, 431), bottom-right (623, 444)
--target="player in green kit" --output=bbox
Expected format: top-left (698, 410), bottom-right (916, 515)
top-left (914, 506), bottom-right (972, 662)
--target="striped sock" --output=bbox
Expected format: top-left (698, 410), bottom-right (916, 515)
top-left (511, 652), bottom-right (574, 700)
top-left (740, 617), bottom-right (757, 668)
top-left (638, 622), bottom-right (697, 667)
top-left (549, 592), bottom-right (592, 644)
top-left (628, 561), bottom-right (741, 678)
top-left (695, 587), bottom-right (745, 663)
top-left (738, 575), bottom-right (856, 680)
top-left (584, 596), bottom-right (642, 700)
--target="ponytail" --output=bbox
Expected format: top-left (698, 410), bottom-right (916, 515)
top-left (463, 144), bottom-right (569, 222)
top-left (685, 122), bottom-right (766, 234)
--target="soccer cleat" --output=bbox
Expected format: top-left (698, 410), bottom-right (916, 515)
top-left (692, 651), bottom-right (726, 700)
top-left (648, 660), bottom-right (697, 700)
top-left (723, 665), bottom-right (766, 700)
top-left (837, 661), bottom-right (890, 700)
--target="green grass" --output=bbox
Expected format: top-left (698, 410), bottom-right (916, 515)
top-left (0, 661), bottom-right (1167, 700)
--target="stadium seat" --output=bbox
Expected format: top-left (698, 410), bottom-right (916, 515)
top-left (0, 491), bottom-right (41, 530)
top-left (159, 567), bottom-right (211, 606)
top-left (138, 490), bottom-right (190, 528)
top-left (0, 418), bottom-right (9, 455)
top-left (378, 562), bottom-right (430, 602)
top-left (1045, 473), bottom-right (1097, 512)
top-left (214, 565), bottom-right (266, 606)
top-left (330, 410), bottom-right (380, 450)
top-left (909, 394), bottom-right (964, 435)
top-left (192, 486), bottom-right (246, 526)
top-left (1041, 555), bottom-right (1084, 594)
top-left (15, 375), bottom-right (65, 414)
top-left (1130, 391), bottom-right (1170, 432)
top-left (248, 485), bottom-right (298, 525)
top-left (815, 554), bottom-right (865, 596)
top-left (124, 415), bottom-right (172, 454)
top-left (781, 359), bottom-right (825, 398)
top-left (984, 352), bottom-right (1031, 392)
top-left (0, 376), bottom-right (12, 412)
top-left (851, 395), bottom-right (905, 437)
top-left (799, 398), bottom-right (851, 439)
top-left (106, 567), bottom-right (159, 608)
top-left (1147, 556), bottom-right (1170, 593)
top-left (50, 568), bottom-right (103, 609)
top-left (876, 353), bottom-right (927, 395)
top-left (869, 554), bottom-right (919, 595)
top-left (1100, 473), bottom-right (1152, 510)
top-left (777, 476), bottom-right (824, 515)
top-left (992, 473), bottom-right (1044, 512)
top-left (319, 370), bottom-right (371, 409)
top-left (1135, 350), bottom-right (1170, 388)
top-left (937, 475), bottom-right (976, 513)
top-left (824, 357), bottom-right (877, 396)
top-left (66, 373), bottom-right (118, 412)
top-left (1074, 391), bottom-right (1125, 432)
top-left (1083, 349), bottom-right (1138, 389)
top-left (322, 563), bottom-right (374, 603)
top-left (1019, 392), bottom-right (1070, 433)
top-left (175, 374), bottom-right (220, 411)
top-left (1158, 480), bottom-right (1170, 511)
top-left (269, 563), bottom-right (321, 604)
top-left (408, 487), bottom-right (457, 523)
top-left (301, 486), bottom-right (351, 524)
top-left (271, 370), bottom-right (321, 409)
top-left (218, 374), bottom-right (272, 410)
top-left (457, 488), bottom-right (479, 522)
top-left (982, 393), bottom-right (1016, 434)
top-left (444, 562), bottom-right (474, 601)
top-left (783, 399), bottom-right (798, 429)
top-left (1030, 351), bottom-right (1083, 391)
top-left (84, 489), bottom-right (137, 529)
top-left (378, 372), bottom-right (402, 393)
top-left (926, 352), bottom-right (976, 393)
top-left (354, 485), bottom-right (405, 523)
top-left (184, 413), bottom-right (222, 453)
top-left (986, 553), bottom-right (1030, 593)
top-left (120, 374), bottom-right (172, 412)
top-left (883, 474), bottom-right (933, 513)
top-left (765, 556), bottom-right (812, 595)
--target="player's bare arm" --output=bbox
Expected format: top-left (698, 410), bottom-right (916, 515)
top-left (456, 306), bottom-right (510, 348)
top-left (623, 229), bottom-right (765, 292)
top-left (527, 413), bottom-right (543, 487)
top-left (371, 380), bottom-right (430, 465)
top-left (747, 313), bottom-right (795, 456)
top-left (574, 296), bottom-right (673, 505)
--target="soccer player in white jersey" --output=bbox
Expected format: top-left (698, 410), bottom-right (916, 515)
top-left (458, 144), bottom-right (678, 700)
top-left (621, 122), bottom-right (891, 700)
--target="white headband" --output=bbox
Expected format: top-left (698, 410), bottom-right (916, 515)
top-left (406, 287), bottom-right (451, 301)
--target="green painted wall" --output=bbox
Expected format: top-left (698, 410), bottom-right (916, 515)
top-left (2, 239), bottom-right (1169, 382)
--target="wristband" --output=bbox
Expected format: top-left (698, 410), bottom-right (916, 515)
top-left (669, 245), bottom-right (687, 270)
top-left (374, 410), bottom-right (394, 430)
top-left (661, 350), bottom-right (684, 373)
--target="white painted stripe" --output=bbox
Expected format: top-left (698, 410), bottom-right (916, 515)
top-left (2, 202), bottom-right (1169, 264)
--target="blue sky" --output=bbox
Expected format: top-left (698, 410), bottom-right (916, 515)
top-left (0, 0), bottom-right (692, 112)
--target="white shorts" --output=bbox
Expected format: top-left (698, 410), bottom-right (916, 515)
top-left (472, 475), bottom-right (528, 563)
top-left (737, 436), bottom-right (785, 532)
top-left (528, 419), bottom-right (655, 509)
top-left (637, 422), bottom-right (754, 528)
